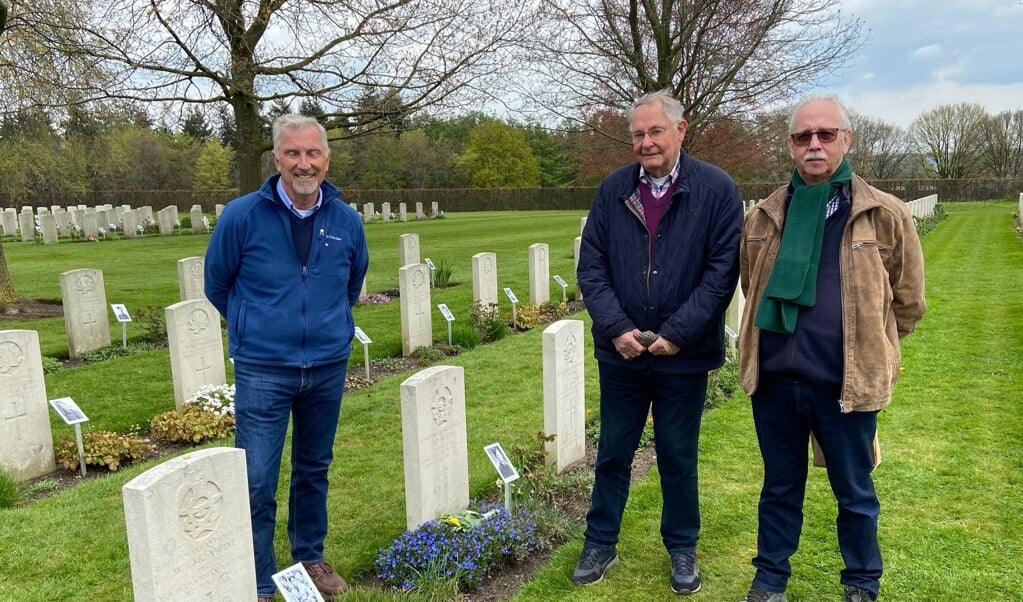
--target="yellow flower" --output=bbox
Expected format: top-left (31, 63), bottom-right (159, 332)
top-left (446, 516), bottom-right (461, 528)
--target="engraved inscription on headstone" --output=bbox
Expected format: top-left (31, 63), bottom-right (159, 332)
top-left (122, 447), bottom-right (256, 601)
top-left (471, 252), bottom-right (498, 308)
top-left (60, 268), bottom-right (112, 359)
top-left (399, 264), bottom-right (432, 356)
top-left (400, 366), bottom-right (469, 530)
top-left (528, 243), bottom-right (550, 305)
top-left (543, 320), bottom-right (586, 473)
top-left (166, 299), bottom-right (227, 410)
top-left (0, 330), bottom-right (56, 482)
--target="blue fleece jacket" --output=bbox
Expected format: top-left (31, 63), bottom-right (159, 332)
top-left (204, 175), bottom-right (369, 367)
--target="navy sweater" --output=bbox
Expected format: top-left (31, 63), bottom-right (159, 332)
top-left (759, 198), bottom-right (850, 385)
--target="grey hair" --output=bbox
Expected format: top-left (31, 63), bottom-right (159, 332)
top-left (788, 94), bottom-right (852, 132)
top-left (627, 90), bottom-right (686, 127)
top-left (272, 113), bottom-right (330, 156)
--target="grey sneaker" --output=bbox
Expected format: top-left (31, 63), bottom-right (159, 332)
top-left (843, 585), bottom-right (875, 602)
top-left (570, 545), bottom-right (619, 585)
top-left (741, 586), bottom-right (788, 602)
top-left (669, 552), bottom-right (701, 594)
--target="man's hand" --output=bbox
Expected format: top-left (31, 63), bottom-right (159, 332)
top-left (612, 329), bottom-right (646, 361)
top-left (648, 336), bottom-right (679, 356)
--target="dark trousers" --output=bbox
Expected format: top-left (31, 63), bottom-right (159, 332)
top-left (583, 362), bottom-right (708, 554)
top-left (751, 376), bottom-right (882, 598)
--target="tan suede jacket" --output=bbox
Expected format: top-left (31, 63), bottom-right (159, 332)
top-left (738, 175), bottom-right (927, 412)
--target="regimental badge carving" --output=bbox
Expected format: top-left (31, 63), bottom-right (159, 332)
top-left (0, 341), bottom-right (24, 375)
top-left (178, 479), bottom-right (223, 540)
top-left (564, 334), bottom-right (577, 365)
top-left (412, 268), bottom-right (425, 288)
top-left (189, 262), bottom-right (203, 279)
top-left (187, 308), bottom-right (210, 335)
top-left (483, 257), bottom-right (494, 274)
top-left (431, 385), bottom-right (453, 426)
top-left (75, 274), bottom-right (96, 295)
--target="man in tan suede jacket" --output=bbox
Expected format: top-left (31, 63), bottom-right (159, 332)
top-left (737, 95), bottom-right (925, 602)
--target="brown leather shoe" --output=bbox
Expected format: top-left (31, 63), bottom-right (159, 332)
top-left (304, 561), bottom-right (350, 597)
top-left (258, 597), bottom-right (274, 602)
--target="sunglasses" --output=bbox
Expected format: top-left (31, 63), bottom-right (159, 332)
top-left (789, 128), bottom-right (848, 146)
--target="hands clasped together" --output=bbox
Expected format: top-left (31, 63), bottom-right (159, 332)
top-left (612, 328), bottom-right (679, 360)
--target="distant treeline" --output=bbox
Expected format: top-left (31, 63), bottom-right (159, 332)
top-left (2, 179), bottom-right (1020, 214)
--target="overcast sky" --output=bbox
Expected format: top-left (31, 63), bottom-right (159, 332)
top-left (818, 0), bottom-right (1023, 128)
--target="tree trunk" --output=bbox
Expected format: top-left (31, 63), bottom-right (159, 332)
top-left (0, 242), bottom-right (19, 305)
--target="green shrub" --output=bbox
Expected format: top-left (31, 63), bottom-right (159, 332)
top-left (40, 356), bottom-right (63, 374)
top-left (432, 259), bottom-right (455, 288)
top-left (81, 342), bottom-right (160, 362)
top-left (55, 430), bottom-right (154, 472)
top-left (470, 302), bottom-right (510, 342)
top-left (150, 404), bottom-right (235, 444)
top-left (0, 467), bottom-right (20, 509)
top-left (451, 322), bottom-right (482, 350)
top-left (133, 305), bottom-right (168, 345)
top-left (411, 346), bottom-right (445, 367)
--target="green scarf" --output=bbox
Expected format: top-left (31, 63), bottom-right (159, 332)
top-left (754, 158), bottom-right (853, 334)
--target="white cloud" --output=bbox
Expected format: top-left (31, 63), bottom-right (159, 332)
top-left (911, 44), bottom-right (943, 59)
top-left (839, 81), bottom-right (1023, 128)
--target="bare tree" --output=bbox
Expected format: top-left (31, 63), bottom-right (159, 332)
top-left (6, 0), bottom-right (534, 191)
top-left (849, 112), bottom-right (910, 180)
top-left (515, 0), bottom-right (865, 145)
top-left (910, 103), bottom-right (988, 179)
top-left (979, 110), bottom-right (1023, 178)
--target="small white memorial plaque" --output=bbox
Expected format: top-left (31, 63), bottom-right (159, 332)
top-left (484, 442), bottom-right (519, 483)
top-left (272, 563), bottom-right (325, 602)
top-left (553, 274), bottom-right (568, 288)
top-left (425, 257), bottom-right (436, 270)
top-left (111, 303), bottom-right (132, 322)
top-left (49, 396), bottom-right (88, 425)
top-left (437, 303), bottom-right (455, 322)
top-left (503, 287), bottom-right (519, 304)
top-left (353, 326), bottom-right (372, 344)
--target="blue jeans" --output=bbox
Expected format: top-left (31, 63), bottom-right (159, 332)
top-left (233, 360), bottom-right (348, 597)
top-left (583, 362), bottom-right (708, 554)
top-left (751, 376), bottom-right (881, 598)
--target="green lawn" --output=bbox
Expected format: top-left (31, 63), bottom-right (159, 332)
top-left (0, 202), bottom-right (1020, 601)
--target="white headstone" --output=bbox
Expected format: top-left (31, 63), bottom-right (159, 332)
top-left (381, 202), bottom-right (391, 223)
top-left (190, 206), bottom-right (204, 234)
top-left (726, 283), bottom-right (745, 348)
top-left (123, 209), bottom-right (141, 238)
top-left (528, 243), bottom-right (551, 305)
top-left (60, 268), bottom-right (112, 359)
top-left (158, 206), bottom-right (177, 235)
top-left (83, 212), bottom-right (99, 240)
top-left (18, 211), bottom-right (34, 242)
top-left (580, 216), bottom-right (587, 234)
top-left (431, 201), bottom-right (439, 216)
top-left (122, 447), bottom-right (257, 601)
top-left (0, 330), bottom-right (56, 482)
top-left (400, 366), bottom-right (469, 530)
top-left (215, 204), bottom-right (225, 219)
top-left (542, 320), bottom-right (586, 473)
top-left (471, 252), bottom-right (499, 308)
top-left (399, 203), bottom-right (407, 222)
top-left (415, 202), bottom-right (424, 219)
top-left (399, 233), bottom-right (420, 267)
top-left (166, 299), bottom-right (227, 411)
top-left (177, 256), bottom-right (206, 301)
top-left (363, 202), bottom-right (375, 223)
top-left (40, 214), bottom-right (58, 244)
top-left (1, 209), bottom-right (16, 237)
top-left (399, 263), bottom-right (432, 356)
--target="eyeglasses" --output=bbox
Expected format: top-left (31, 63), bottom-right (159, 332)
top-left (789, 128), bottom-right (848, 146)
top-left (631, 127), bottom-right (669, 143)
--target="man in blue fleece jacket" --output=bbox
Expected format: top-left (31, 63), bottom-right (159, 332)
top-left (204, 114), bottom-right (369, 601)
